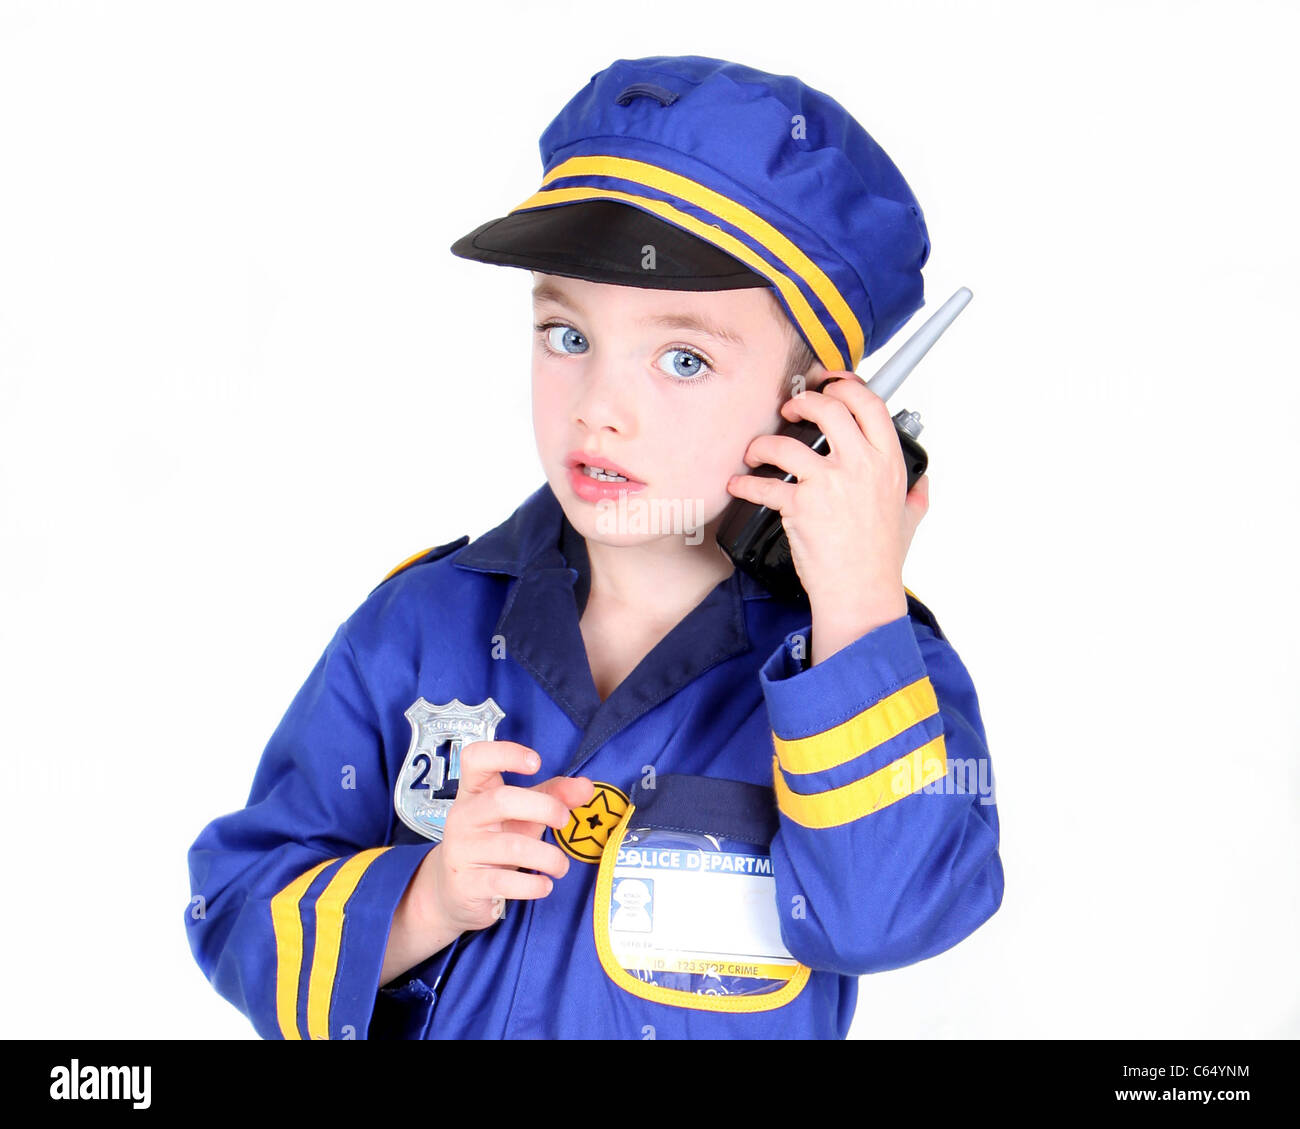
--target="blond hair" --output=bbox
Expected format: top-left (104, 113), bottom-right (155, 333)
top-left (766, 290), bottom-right (820, 403)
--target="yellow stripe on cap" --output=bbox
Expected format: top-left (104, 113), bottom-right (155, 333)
top-left (773, 676), bottom-right (939, 777)
top-left (771, 738), bottom-right (947, 829)
top-left (306, 846), bottom-right (390, 1040)
top-left (510, 184), bottom-right (847, 372)
top-left (270, 858), bottom-right (337, 1040)
top-left (538, 155), bottom-right (866, 369)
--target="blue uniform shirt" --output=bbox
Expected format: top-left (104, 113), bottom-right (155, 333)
top-left (185, 482), bottom-right (1004, 1038)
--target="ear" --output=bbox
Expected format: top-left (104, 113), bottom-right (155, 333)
top-left (779, 364), bottom-right (828, 405)
top-left (806, 360), bottom-right (831, 389)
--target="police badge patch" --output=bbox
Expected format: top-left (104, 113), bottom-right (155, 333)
top-left (394, 697), bottom-right (505, 843)
top-left (554, 781), bottom-right (630, 863)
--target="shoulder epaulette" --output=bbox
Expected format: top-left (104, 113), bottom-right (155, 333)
top-left (371, 535), bottom-right (470, 593)
top-left (903, 586), bottom-right (947, 642)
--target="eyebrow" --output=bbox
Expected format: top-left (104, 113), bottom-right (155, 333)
top-left (531, 280), bottom-right (747, 349)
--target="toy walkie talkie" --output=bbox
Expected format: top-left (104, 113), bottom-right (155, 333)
top-left (716, 287), bottom-right (974, 606)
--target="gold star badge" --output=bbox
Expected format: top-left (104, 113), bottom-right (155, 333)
top-left (553, 781), bottom-right (630, 863)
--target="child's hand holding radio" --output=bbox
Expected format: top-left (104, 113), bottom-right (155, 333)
top-left (727, 374), bottom-right (929, 623)
top-left (720, 288), bottom-right (971, 661)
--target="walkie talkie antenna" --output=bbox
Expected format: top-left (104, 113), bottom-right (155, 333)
top-left (864, 287), bottom-right (973, 402)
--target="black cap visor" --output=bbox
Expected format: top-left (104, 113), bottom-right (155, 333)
top-left (450, 199), bottom-right (771, 292)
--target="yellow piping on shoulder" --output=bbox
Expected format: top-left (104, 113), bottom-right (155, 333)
top-left (383, 547), bottom-right (438, 582)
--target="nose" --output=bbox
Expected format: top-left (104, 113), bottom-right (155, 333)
top-left (571, 348), bottom-right (636, 437)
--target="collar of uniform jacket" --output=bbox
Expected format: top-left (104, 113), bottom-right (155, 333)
top-left (450, 481), bottom-right (793, 751)
top-left (453, 480), bottom-right (771, 597)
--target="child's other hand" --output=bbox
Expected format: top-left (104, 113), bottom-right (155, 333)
top-left (727, 373), bottom-right (928, 611)
top-left (411, 741), bottom-right (594, 936)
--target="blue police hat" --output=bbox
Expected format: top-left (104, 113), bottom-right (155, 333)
top-left (450, 55), bottom-right (931, 370)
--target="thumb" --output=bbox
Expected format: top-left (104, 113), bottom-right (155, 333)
top-left (539, 775), bottom-right (596, 807)
top-left (503, 776), bottom-right (596, 839)
top-left (904, 473), bottom-right (929, 534)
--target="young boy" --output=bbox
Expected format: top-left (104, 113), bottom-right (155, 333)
top-left (185, 54), bottom-right (1003, 1040)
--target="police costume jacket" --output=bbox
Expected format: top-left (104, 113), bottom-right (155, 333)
top-left (185, 482), bottom-right (1004, 1039)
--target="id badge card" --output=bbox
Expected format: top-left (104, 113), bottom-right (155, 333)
top-left (594, 775), bottom-right (811, 1013)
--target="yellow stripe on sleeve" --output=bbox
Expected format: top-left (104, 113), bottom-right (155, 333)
top-left (305, 846), bottom-right (390, 1040)
top-left (772, 676), bottom-right (939, 776)
top-left (771, 738), bottom-right (947, 829)
top-left (537, 155), bottom-right (866, 368)
top-left (270, 858), bottom-right (337, 1040)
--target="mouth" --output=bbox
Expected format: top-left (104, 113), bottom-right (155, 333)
top-left (563, 451), bottom-right (647, 502)
top-left (563, 452), bottom-right (644, 485)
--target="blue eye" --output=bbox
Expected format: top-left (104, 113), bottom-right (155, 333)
top-left (655, 348), bottom-right (713, 382)
top-left (537, 323), bottom-right (588, 354)
top-left (535, 320), bottom-right (714, 384)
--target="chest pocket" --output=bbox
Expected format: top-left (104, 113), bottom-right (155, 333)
top-left (593, 774), bottom-right (811, 1012)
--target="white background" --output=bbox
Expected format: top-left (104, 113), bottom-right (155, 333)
top-left (1, 0), bottom-right (1296, 1040)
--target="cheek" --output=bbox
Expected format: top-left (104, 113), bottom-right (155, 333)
top-left (715, 394), bottom-right (781, 454)
top-left (530, 371), bottom-right (566, 434)
top-left (668, 393), bottom-right (773, 483)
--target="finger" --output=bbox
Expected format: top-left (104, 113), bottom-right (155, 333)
top-left (458, 741), bottom-right (541, 796)
top-left (531, 775), bottom-right (596, 811)
top-left (725, 470), bottom-right (797, 513)
top-left (907, 472), bottom-right (930, 508)
top-left (461, 833), bottom-right (572, 879)
top-left (780, 386), bottom-right (872, 461)
top-left (904, 473), bottom-right (930, 529)
top-left (501, 776), bottom-right (596, 839)
top-left (742, 433), bottom-right (828, 482)
top-left (484, 870), bottom-right (555, 902)
top-left (818, 377), bottom-right (902, 457)
top-left (477, 784), bottom-right (573, 829)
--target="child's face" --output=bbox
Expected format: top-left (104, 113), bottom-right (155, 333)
top-left (530, 272), bottom-right (816, 549)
